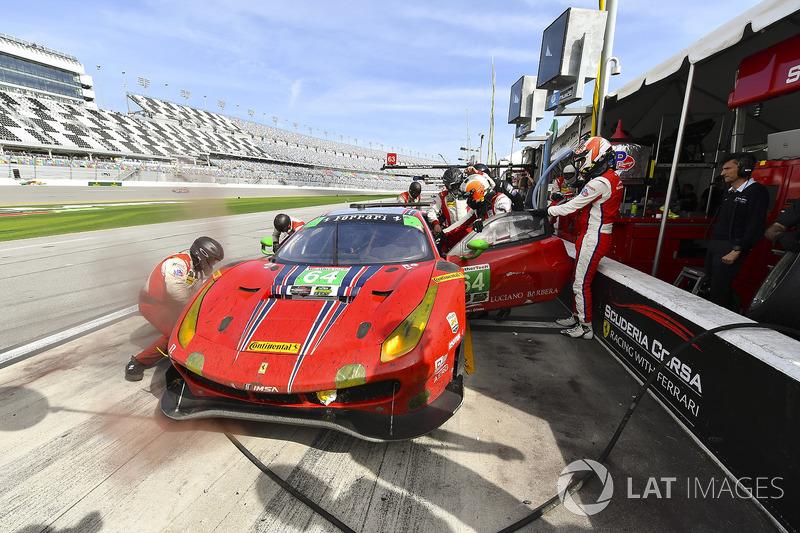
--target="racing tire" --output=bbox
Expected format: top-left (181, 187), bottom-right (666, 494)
top-left (746, 252), bottom-right (800, 328)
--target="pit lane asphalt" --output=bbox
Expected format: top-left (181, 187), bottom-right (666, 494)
top-left (0, 187), bottom-right (778, 532)
top-left (0, 303), bottom-right (778, 532)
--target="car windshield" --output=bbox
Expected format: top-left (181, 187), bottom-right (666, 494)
top-left (275, 213), bottom-right (435, 266)
top-left (449, 211), bottom-right (546, 256)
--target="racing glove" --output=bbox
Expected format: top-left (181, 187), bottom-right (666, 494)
top-left (529, 208), bottom-right (548, 218)
top-left (550, 192), bottom-right (564, 202)
top-left (272, 243), bottom-right (279, 253)
top-left (472, 219), bottom-right (484, 232)
top-left (776, 231), bottom-right (800, 253)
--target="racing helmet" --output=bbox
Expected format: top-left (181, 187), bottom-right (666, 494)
top-left (460, 176), bottom-right (491, 209)
top-left (274, 213), bottom-right (291, 233)
top-left (472, 163), bottom-right (491, 177)
top-left (189, 236), bottom-right (224, 275)
top-left (572, 136), bottom-right (615, 180)
top-left (562, 164), bottom-right (579, 186)
top-left (408, 181), bottom-right (422, 200)
top-left (441, 167), bottom-right (463, 193)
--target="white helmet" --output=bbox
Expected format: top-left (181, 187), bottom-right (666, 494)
top-left (572, 136), bottom-right (615, 179)
top-left (562, 164), bottom-right (578, 186)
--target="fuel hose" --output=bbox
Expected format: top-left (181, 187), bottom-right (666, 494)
top-left (226, 322), bottom-right (798, 533)
top-left (225, 432), bottom-right (357, 533)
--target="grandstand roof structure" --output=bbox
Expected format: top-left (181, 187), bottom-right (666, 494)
top-left (0, 33), bottom-right (442, 183)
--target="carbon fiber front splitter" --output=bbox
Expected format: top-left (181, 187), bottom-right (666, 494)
top-left (160, 365), bottom-right (464, 442)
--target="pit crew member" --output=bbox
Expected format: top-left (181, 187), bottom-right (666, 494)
top-left (545, 136), bottom-right (623, 339)
top-left (765, 198), bottom-right (800, 253)
top-left (397, 181), bottom-right (423, 204)
top-left (272, 213), bottom-right (305, 253)
top-left (125, 236), bottom-right (224, 381)
top-left (705, 153), bottom-right (769, 310)
top-left (443, 172), bottom-right (513, 245)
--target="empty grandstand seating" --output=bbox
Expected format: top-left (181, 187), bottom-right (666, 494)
top-left (0, 86), bottom-right (442, 190)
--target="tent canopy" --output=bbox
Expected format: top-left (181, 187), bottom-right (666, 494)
top-left (602, 0), bottom-right (800, 162)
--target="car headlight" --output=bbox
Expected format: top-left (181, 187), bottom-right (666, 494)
top-left (380, 285), bottom-right (438, 363)
top-left (177, 280), bottom-right (215, 349)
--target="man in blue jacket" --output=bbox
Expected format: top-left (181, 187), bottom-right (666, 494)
top-left (705, 153), bottom-right (769, 311)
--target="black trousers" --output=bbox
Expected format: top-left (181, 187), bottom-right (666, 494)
top-left (704, 239), bottom-right (748, 311)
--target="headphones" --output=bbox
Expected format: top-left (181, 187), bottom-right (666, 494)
top-left (736, 155), bottom-right (755, 178)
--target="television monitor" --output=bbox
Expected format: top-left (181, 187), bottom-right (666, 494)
top-left (537, 10), bottom-right (569, 90)
top-left (536, 8), bottom-right (607, 91)
top-left (508, 77), bottom-right (525, 124)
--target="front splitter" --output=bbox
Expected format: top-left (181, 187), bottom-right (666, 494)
top-left (160, 365), bottom-right (464, 442)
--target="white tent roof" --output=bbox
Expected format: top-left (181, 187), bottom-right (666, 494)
top-left (611, 0), bottom-right (799, 100)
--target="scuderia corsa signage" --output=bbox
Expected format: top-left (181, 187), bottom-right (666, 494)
top-left (585, 271), bottom-right (800, 532)
top-left (600, 300), bottom-right (704, 425)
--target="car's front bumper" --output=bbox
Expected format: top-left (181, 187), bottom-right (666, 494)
top-left (160, 365), bottom-right (463, 442)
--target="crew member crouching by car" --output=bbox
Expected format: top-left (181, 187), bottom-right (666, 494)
top-left (124, 236), bottom-right (224, 381)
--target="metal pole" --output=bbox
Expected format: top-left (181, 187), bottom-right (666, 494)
top-left (705, 113), bottom-right (727, 213)
top-left (595, 0), bottom-right (618, 136)
top-left (652, 62), bottom-right (695, 277)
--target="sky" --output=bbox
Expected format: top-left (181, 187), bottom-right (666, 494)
top-left (8, 0), bottom-right (767, 165)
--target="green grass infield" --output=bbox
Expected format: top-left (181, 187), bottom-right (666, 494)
top-left (0, 195), bottom-right (392, 242)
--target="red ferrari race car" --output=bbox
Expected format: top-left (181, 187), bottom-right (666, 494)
top-left (446, 211), bottom-right (573, 316)
top-left (161, 206), bottom-right (572, 441)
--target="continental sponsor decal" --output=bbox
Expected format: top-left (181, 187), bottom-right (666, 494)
top-left (247, 341), bottom-right (301, 354)
top-left (433, 271), bottom-right (464, 284)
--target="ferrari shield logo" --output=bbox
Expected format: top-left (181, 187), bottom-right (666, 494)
top-left (258, 362), bottom-right (269, 374)
top-left (603, 321), bottom-right (610, 338)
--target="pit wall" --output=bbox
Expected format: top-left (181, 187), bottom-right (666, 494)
top-left (559, 242), bottom-right (800, 532)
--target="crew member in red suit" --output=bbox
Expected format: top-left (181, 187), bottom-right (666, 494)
top-left (425, 167), bottom-right (466, 254)
top-left (397, 181), bottom-right (423, 204)
top-left (272, 213), bottom-right (305, 253)
top-left (548, 164), bottom-right (578, 208)
top-left (444, 167), bottom-right (512, 245)
top-left (548, 163), bottom-right (579, 227)
top-left (546, 136), bottom-right (623, 339)
top-left (125, 236), bottom-right (224, 381)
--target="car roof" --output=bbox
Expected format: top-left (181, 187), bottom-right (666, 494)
top-left (324, 205), bottom-right (426, 218)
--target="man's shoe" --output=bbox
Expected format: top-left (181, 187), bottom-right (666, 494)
top-left (561, 323), bottom-right (594, 339)
top-left (555, 314), bottom-right (579, 327)
top-left (125, 357), bottom-right (145, 382)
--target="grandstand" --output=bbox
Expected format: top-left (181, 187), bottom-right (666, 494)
top-left (0, 33), bottom-right (443, 191)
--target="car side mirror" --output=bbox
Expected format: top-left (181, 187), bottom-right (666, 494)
top-left (261, 237), bottom-right (274, 255)
top-left (459, 238), bottom-right (489, 260)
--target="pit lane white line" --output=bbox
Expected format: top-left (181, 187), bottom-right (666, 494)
top-left (0, 237), bottom-right (92, 252)
top-left (0, 305), bottom-right (138, 366)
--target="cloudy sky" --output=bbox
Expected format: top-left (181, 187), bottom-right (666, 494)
top-left (9, 0), bottom-right (765, 163)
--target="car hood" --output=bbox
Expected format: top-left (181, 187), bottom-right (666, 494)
top-left (173, 259), bottom-right (438, 391)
